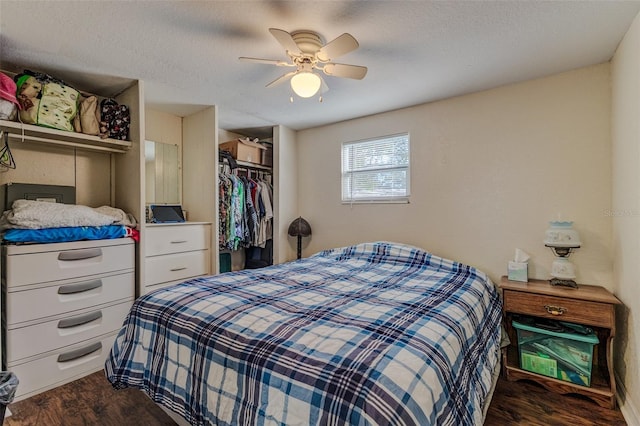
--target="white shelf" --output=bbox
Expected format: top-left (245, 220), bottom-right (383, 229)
top-left (0, 119), bottom-right (132, 154)
top-left (235, 160), bottom-right (271, 170)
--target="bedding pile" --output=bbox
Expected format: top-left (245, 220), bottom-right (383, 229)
top-left (106, 241), bottom-right (502, 425)
top-left (1, 199), bottom-right (138, 243)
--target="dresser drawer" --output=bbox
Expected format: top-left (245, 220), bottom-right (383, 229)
top-left (144, 280), bottom-right (180, 294)
top-left (8, 333), bottom-right (118, 401)
top-left (503, 289), bottom-right (615, 328)
top-left (6, 300), bottom-right (132, 363)
top-left (144, 250), bottom-right (210, 286)
top-left (146, 223), bottom-right (210, 256)
top-left (6, 271), bottom-right (134, 325)
top-left (4, 239), bottom-right (134, 288)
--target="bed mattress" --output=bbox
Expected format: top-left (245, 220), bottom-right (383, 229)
top-left (106, 241), bottom-right (502, 425)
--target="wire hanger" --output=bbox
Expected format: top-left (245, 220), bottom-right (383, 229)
top-left (0, 131), bottom-right (16, 169)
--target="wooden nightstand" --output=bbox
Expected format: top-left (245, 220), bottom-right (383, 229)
top-left (499, 276), bottom-right (621, 409)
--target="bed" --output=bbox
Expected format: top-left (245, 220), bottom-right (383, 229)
top-left (105, 241), bottom-right (502, 425)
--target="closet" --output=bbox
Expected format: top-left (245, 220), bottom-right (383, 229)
top-left (218, 128), bottom-right (274, 272)
top-left (219, 165), bottom-right (274, 271)
top-left (143, 117), bottom-right (299, 280)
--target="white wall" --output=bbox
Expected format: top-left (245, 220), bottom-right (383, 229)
top-left (146, 109), bottom-right (183, 147)
top-left (611, 10), bottom-right (640, 424)
top-left (0, 144), bottom-right (112, 207)
top-left (297, 64), bottom-right (612, 289)
top-left (274, 125), bottom-right (299, 263)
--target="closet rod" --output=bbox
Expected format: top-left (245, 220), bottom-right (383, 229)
top-left (1, 120), bottom-right (132, 153)
top-left (234, 159), bottom-right (271, 171)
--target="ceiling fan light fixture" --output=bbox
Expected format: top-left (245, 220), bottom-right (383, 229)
top-left (290, 72), bottom-right (321, 98)
top-left (241, 28), bottom-right (366, 100)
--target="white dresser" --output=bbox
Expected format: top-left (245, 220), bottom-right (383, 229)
top-left (144, 222), bottom-right (211, 294)
top-left (1, 238), bottom-right (135, 401)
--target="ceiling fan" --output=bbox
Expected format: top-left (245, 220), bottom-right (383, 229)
top-left (239, 28), bottom-right (367, 100)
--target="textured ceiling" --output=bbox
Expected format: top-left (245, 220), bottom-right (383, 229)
top-left (1, 1), bottom-right (639, 133)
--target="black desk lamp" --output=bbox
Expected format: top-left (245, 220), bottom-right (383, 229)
top-left (288, 216), bottom-right (312, 259)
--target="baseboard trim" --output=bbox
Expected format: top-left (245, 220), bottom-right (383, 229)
top-left (616, 372), bottom-right (640, 425)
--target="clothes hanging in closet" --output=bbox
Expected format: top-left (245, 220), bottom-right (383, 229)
top-left (218, 170), bottom-right (273, 251)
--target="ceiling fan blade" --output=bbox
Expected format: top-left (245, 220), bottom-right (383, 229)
top-left (317, 33), bottom-right (359, 62)
top-left (269, 28), bottom-right (301, 56)
top-left (266, 71), bottom-right (297, 88)
top-left (239, 57), bottom-right (293, 67)
top-left (323, 63), bottom-right (368, 80)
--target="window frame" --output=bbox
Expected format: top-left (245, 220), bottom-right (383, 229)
top-left (341, 132), bottom-right (411, 204)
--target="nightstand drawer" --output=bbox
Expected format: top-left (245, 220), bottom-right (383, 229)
top-left (503, 290), bottom-right (614, 328)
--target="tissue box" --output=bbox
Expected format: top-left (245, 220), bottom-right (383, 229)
top-left (508, 261), bottom-right (528, 282)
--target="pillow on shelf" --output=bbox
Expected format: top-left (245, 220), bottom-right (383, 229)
top-left (0, 72), bottom-right (20, 120)
top-left (15, 70), bottom-right (79, 132)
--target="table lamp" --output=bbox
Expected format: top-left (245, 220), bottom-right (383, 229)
top-left (544, 221), bottom-right (581, 288)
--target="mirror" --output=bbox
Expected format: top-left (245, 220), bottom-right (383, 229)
top-left (145, 140), bottom-right (180, 204)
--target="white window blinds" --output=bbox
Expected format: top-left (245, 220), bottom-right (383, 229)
top-left (342, 133), bottom-right (410, 203)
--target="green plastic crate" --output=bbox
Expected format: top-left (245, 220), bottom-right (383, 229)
top-left (513, 318), bottom-right (599, 386)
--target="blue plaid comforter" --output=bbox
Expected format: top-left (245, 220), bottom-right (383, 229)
top-left (105, 242), bottom-right (502, 425)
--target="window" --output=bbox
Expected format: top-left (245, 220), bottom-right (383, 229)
top-left (342, 133), bottom-right (410, 203)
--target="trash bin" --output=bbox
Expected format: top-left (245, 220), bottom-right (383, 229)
top-left (0, 372), bottom-right (18, 422)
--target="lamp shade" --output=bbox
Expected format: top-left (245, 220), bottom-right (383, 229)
top-left (290, 72), bottom-right (321, 98)
top-left (288, 216), bottom-right (312, 237)
top-left (544, 221), bottom-right (581, 248)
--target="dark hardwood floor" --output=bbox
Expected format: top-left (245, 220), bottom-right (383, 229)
top-left (4, 372), bottom-right (175, 426)
top-left (485, 377), bottom-right (627, 425)
top-left (3, 372), bottom-right (627, 425)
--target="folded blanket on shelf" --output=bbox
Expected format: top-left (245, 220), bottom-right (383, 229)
top-left (2, 225), bottom-right (137, 243)
top-left (0, 199), bottom-right (137, 230)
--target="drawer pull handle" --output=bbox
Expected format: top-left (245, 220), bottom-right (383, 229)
top-left (544, 305), bottom-right (566, 316)
top-left (58, 279), bottom-right (102, 295)
top-left (57, 311), bottom-right (102, 329)
top-left (58, 248), bottom-right (103, 261)
top-left (170, 240), bottom-right (187, 244)
top-left (57, 342), bottom-right (102, 363)
top-left (170, 267), bottom-right (187, 272)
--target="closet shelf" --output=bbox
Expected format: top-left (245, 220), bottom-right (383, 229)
top-left (235, 160), bottom-right (271, 171)
top-left (0, 120), bottom-right (132, 154)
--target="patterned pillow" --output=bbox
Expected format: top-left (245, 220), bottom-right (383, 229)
top-left (15, 70), bottom-right (79, 132)
top-left (100, 98), bottom-right (130, 140)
